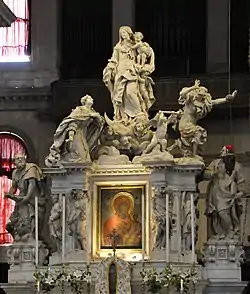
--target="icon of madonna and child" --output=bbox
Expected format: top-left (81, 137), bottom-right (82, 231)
top-left (100, 188), bottom-right (143, 249)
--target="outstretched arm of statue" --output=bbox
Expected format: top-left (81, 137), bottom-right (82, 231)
top-left (4, 193), bottom-right (22, 202)
top-left (22, 178), bottom-right (37, 204)
top-left (198, 168), bottom-right (215, 182)
top-left (212, 90), bottom-right (237, 106)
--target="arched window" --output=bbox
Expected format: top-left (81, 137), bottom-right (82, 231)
top-left (0, 0), bottom-right (30, 62)
top-left (0, 132), bottom-right (28, 244)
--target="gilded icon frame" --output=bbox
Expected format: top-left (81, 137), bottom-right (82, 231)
top-left (91, 180), bottom-right (150, 261)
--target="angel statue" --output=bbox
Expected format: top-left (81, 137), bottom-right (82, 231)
top-left (143, 110), bottom-right (180, 154)
top-left (45, 95), bottom-right (104, 167)
top-left (133, 111), bottom-right (178, 163)
top-left (168, 80), bottom-right (237, 160)
top-left (103, 26), bottom-right (155, 133)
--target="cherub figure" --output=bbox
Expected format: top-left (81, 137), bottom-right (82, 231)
top-left (133, 32), bottom-right (152, 67)
top-left (143, 111), bottom-right (180, 154)
top-left (132, 32), bottom-right (156, 112)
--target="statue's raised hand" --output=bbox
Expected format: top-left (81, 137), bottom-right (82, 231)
top-left (226, 90), bottom-right (237, 102)
top-left (194, 79), bottom-right (200, 87)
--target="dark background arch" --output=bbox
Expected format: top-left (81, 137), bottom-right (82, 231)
top-left (0, 126), bottom-right (37, 164)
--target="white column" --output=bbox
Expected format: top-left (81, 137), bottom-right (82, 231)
top-left (112, 0), bottom-right (134, 45)
top-left (206, 0), bottom-right (230, 73)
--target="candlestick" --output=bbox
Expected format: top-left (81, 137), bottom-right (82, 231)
top-left (176, 192), bottom-right (182, 261)
top-left (85, 192), bottom-right (90, 265)
top-left (165, 191), bottom-right (170, 263)
top-left (62, 194), bottom-right (66, 264)
top-left (141, 192), bottom-right (145, 262)
top-left (190, 193), bottom-right (196, 263)
top-left (35, 195), bottom-right (39, 266)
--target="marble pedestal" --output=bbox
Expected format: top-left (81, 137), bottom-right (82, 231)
top-left (202, 239), bottom-right (247, 294)
top-left (7, 240), bottom-right (48, 283)
top-left (49, 249), bottom-right (88, 266)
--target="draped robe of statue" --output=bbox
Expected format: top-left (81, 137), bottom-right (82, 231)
top-left (46, 105), bottom-right (103, 165)
top-left (103, 26), bottom-right (155, 125)
top-left (205, 159), bottom-right (245, 238)
top-left (177, 86), bottom-right (213, 155)
top-left (6, 163), bottom-right (47, 242)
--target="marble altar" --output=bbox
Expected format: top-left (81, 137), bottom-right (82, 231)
top-left (1, 26), bottom-right (246, 294)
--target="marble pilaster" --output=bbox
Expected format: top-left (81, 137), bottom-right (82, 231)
top-left (43, 163), bottom-right (91, 265)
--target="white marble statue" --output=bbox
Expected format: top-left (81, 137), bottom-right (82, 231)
top-left (168, 80), bottom-right (237, 162)
top-left (103, 26), bottom-right (155, 131)
top-left (143, 111), bottom-right (179, 154)
top-left (49, 193), bottom-right (62, 251)
top-left (181, 192), bottom-right (199, 251)
top-left (96, 26), bottom-right (156, 161)
top-left (152, 187), bottom-right (172, 250)
top-left (204, 145), bottom-right (245, 240)
top-left (45, 95), bottom-right (104, 167)
top-left (68, 189), bottom-right (89, 250)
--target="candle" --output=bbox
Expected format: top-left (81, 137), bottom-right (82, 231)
top-left (176, 192), bottom-right (181, 261)
top-left (37, 280), bottom-right (40, 293)
top-left (180, 278), bottom-right (184, 292)
top-left (190, 193), bottom-right (196, 263)
top-left (141, 192), bottom-right (145, 262)
top-left (86, 192), bottom-right (90, 265)
top-left (165, 191), bottom-right (170, 263)
top-left (62, 194), bottom-right (66, 264)
top-left (35, 195), bottom-right (39, 266)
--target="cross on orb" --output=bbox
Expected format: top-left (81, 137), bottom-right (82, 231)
top-left (108, 228), bottom-right (120, 256)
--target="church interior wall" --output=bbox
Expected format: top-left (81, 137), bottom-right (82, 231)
top-left (0, 0), bottom-right (58, 88)
top-left (0, 110), bottom-right (55, 166)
